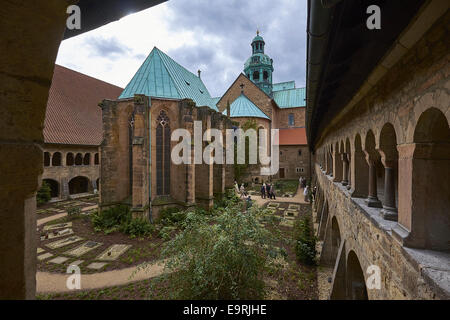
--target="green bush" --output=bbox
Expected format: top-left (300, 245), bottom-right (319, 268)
top-left (120, 218), bottom-right (155, 238)
top-left (153, 202), bottom-right (276, 300)
top-left (294, 216), bottom-right (317, 265)
top-left (92, 205), bottom-right (155, 238)
top-left (158, 207), bottom-right (186, 225)
top-left (37, 181), bottom-right (51, 205)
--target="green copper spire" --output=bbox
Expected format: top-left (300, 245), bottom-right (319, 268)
top-left (244, 31), bottom-right (274, 96)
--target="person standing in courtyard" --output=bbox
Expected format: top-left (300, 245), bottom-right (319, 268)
top-left (240, 183), bottom-right (246, 198)
top-left (304, 185), bottom-right (309, 202)
top-left (261, 183), bottom-right (266, 199)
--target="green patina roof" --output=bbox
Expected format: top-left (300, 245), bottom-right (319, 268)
top-left (119, 47), bottom-right (218, 111)
top-left (273, 81), bottom-right (296, 92)
top-left (252, 35), bottom-right (264, 42)
top-left (222, 93), bottom-right (269, 120)
top-left (244, 53), bottom-right (273, 69)
top-left (273, 87), bottom-right (306, 108)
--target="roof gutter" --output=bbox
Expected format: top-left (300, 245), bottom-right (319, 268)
top-left (305, 0), bottom-right (341, 151)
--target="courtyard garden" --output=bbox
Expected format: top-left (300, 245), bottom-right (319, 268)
top-left (36, 193), bottom-right (317, 300)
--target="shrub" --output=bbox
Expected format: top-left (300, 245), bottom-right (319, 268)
top-left (158, 207), bottom-right (186, 225)
top-left (91, 205), bottom-right (131, 234)
top-left (67, 207), bottom-right (81, 216)
top-left (37, 181), bottom-right (51, 205)
top-left (153, 202), bottom-right (276, 300)
top-left (120, 218), bottom-right (155, 238)
top-left (294, 215), bottom-right (317, 265)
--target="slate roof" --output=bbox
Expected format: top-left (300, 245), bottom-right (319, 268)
top-left (278, 128), bottom-right (307, 145)
top-left (119, 47), bottom-right (218, 111)
top-left (273, 87), bottom-right (306, 108)
top-left (222, 93), bottom-right (270, 120)
top-left (44, 65), bottom-right (123, 146)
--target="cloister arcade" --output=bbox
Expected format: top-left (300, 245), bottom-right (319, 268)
top-left (313, 104), bottom-right (450, 299)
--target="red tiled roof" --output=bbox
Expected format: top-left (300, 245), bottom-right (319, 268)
top-left (44, 65), bottom-right (123, 146)
top-left (278, 128), bottom-right (308, 145)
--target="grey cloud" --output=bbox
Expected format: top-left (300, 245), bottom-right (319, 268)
top-left (164, 0), bottom-right (307, 96)
top-left (84, 36), bottom-right (133, 59)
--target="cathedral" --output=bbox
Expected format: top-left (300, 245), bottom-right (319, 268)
top-left (99, 32), bottom-right (309, 219)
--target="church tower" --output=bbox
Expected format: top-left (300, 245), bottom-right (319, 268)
top-left (244, 31), bottom-right (274, 96)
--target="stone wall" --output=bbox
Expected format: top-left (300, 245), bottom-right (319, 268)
top-left (277, 145), bottom-right (310, 180)
top-left (276, 107), bottom-right (306, 128)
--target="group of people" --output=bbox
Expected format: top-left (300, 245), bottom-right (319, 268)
top-left (260, 183), bottom-right (276, 200)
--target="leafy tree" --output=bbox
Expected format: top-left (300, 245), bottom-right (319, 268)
top-left (153, 202), bottom-right (276, 299)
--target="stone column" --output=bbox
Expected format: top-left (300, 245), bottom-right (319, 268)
top-left (346, 153), bottom-right (352, 190)
top-left (333, 149), bottom-right (342, 182)
top-left (341, 153), bottom-right (349, 186)
top-left (0, 0), bottom-right (73, 299)
top-left (184, 119), bottom-right (195, 205)
top-left (365, 155), bottom-right (382, 208)
top-left (380, 159), bottom-right (398, 221)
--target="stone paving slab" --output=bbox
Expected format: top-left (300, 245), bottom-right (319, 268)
top-left (69, 260), bottom-right (84, 266)
top-left (46, 236), bottom-right (84, 249)
top-left (48, 256), bottom-right (69, 264)
top-left (96, 244), bottom-right (131, 261)
top-left (38, 253), bottom-right (54, 261)
top-left (288, 204), bottom-right (301, 210)
top-left (43, 222), bottom-right (73, 231)
top-left (87, 262), bottom-right (108, 270)
top-left (285, 210), bottom-right (299, 217)
top-left (40, 228), bottom-right (74, 241)
top-left (65, 241), bottom-right (102, 257)
top-left (37, 248), bottom-right (45, 254)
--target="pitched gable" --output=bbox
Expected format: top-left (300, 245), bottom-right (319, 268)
top-left (119, 47), bottom-right (218, 111)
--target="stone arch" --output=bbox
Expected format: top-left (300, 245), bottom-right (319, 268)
top-left (346, 251), bottom-right (368, 300)
top-left (66, 153), bottom-right (74, 166)
top-left (345, 138), bottom-right (352, 189)
top-left (52, 152), bottom-right (62, 166)
top-left (378, 123), bottom-right (399, 221)
top-left (68, 176), bottom-right (91, 195)
top-left (94, 153), bottom-right (99, 165)
top-left (74, 153), bottom-right (83, 166)
top-left (44, 152), bottom-right (50, 167)
top-left (83, 153), bottom-right (90, 166)
top-left (398, 108), bottom-right (450, 251)
top-left (318, 200), bottom-right (329, 240)
top-left (43, 179), bottom-right (59, 198)
top-left (331, 216), bottom-right (341, 263)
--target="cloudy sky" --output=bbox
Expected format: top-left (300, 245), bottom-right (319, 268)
top-left (56, 0), bottom-right (307, 98)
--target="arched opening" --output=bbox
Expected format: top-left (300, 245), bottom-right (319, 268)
top-left (346, 251), bottom-right (368, 300)
top-left (43, 179), bottom-right (59, 198)
top-left (83, 153), bottom-right (90, 166)
top-left (44, 152), bottom-right (50, 167)
top-left (331, 216), bottom-right (341, 263)
top-left (68, 176), bottom-right (90, 195)
top-left (403, 108), bottom-right (450, 251)
top-left (253, 71), bottom-right (260, 81)
top-left (94, 153), bottom-right (99, 165)
top-left (364, 131), bottom-right (382, 207)
top-left (74, 153), bottom-right (83, 166)
top-left (318, 201), bottom-right (329, 240)
top-left (156, 110), bottom-right (171, 196)
top-left (352, 134), bottom-right (369, 198)
top-left (95, 178), bottom-right (100, 193)
top-left (263, 71), bottom-right (269, 81)
top-left (379, 123), bottom-right (399, 221)
top-left (66, 153), bottom-right (74, 166)
top-left (52, 152), bottom-right (62, 166)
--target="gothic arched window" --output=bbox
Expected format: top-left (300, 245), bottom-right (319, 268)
top-left (156, 111), bottom-right (171, 195)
